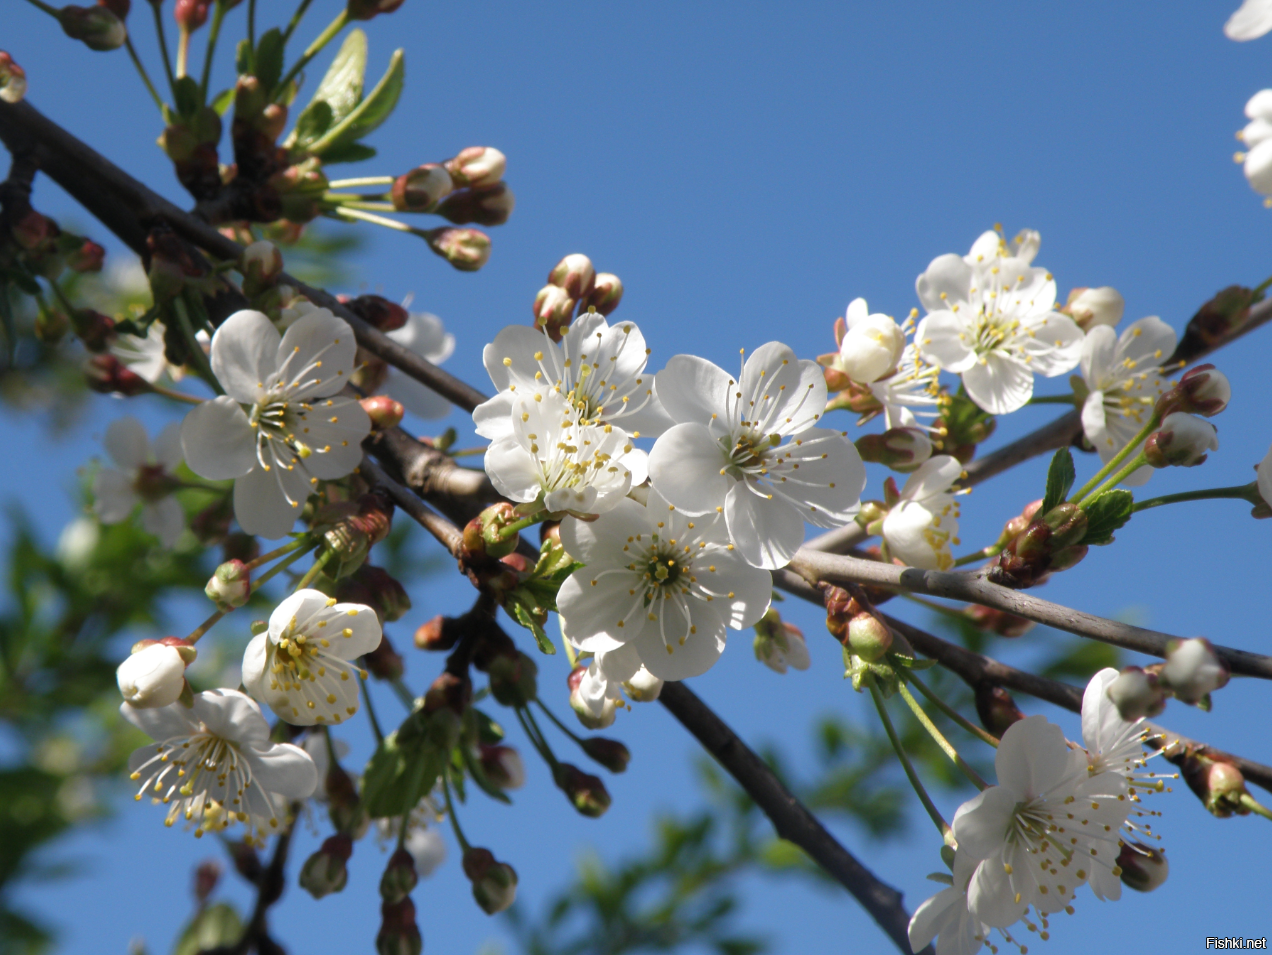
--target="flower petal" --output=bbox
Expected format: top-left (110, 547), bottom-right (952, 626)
top-left (633, 596), bottom-right (727, 681)
top-left (275, 309), bottom-right (358, 400)
top-left (724, 480), bottom-right (804, 570)
top-left (654, 355), bottom-right (733, 431)
top-left (388, 311), bottom-right (455, 364)
top-left (961, 353), bottom-right (1034, 415)
top-left (993, 715), bottom-right (1073, 798)
top-left (558, 560), bottom-right (644, 653)
top-left (472, 390), bottom-right (517, 441)
top-left (1080, 324), bottom-right (1117, 385)
top-left (141, 497), bottom-right (185, 548)
top-left (647, 423), bottom-right (730, 515)
top-left (181, 395), bottom-right (257, 480)
top-left (120, 700), bottom-right (199, 742)
top-left (297, 396), bottom-right (369, 479)
top-left (915, 311), bottom-right (976, 373)
top-left (92, 468), bottom-right (138, 523)
top-left (103, 416), bottom-right (150, 470)
top-left (560, 497), bottom-right (649, 564)
top-left (245, 740), bottom-right (319, 798)
top-left (916, 253), bottom-right (974, 313)
top-left (1226, 0), bottom-right (1272, 40)
top-left (1019, 313), bottom-right (1083, 377)
top-left (191, 688), bottom-right (271, 744)
top-left (232, 461), bottom-right (309, 539)
top-left (152, 421), bottom-right (185, 472)
top-left (211, 310), bottom-right (280, 404)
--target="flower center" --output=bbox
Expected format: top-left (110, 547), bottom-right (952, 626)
top-left (251, 394), bottom-right (313, 459)
top-left (643, 542), bottom-right (688, 598)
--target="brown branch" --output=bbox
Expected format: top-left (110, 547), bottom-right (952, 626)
top-left (788, 550), bottom-right (1272, 679)
top-left (0, 98), bottom-right (488, 413)
top-left (368, 426), bottom-right (500, 528)
top-left (361, 457), bottom-right (464, 559)
top-left (658, 682), bottom-right (925, 955)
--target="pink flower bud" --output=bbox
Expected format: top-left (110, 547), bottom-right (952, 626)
top-left (462, 847), bottom-right (518, 914)
top-left (299, 834), bottom-right (352, 899)
top-left (847, 612), bottom-right (892, 662)
top-left (360, 395), bottom-right (406, 432)
top-left (346, 293), bottom-right (409, 332)
top-left (423, 227), bottom-right (490, 272)
top-left (753, 607), bottom-right (810, 673)
top-left (1162, 637), bottom-right (1229, 705)
top-left (1105, 665), bottom-right (1167, 721)
top-left (0, 52), bottom-right (26, 105)
top-left (974, 685), bottom-right (1025, 737)
top-left (580, 273), bottom-right (623, 316)
top-left (241, 239), bottom-right (282, 289)
top-left (59, 5), bottom-right (127, 51)
top-left (65, 237), bottom-right (105, 273)
top-left (533, 284), bottom-right (576, 342)
top-left (1062, 286), bottom-right (1124, 331)
top-left (376, 896), bottom-right (422, 955)
top-left (414, 614), bottom-right (457, 651)
top-left (173, 0), bottom-right (210, 32)
top-left (479, 744), bottom-right (527, 790)
top-left (1116, 842), bottom-right (1169, 893)
top-left (1156, 363), bottom-right (1231, 418)
top-left (73, 309), bottom-right (115, 352)
top-left (548, 253), bottom-right (596, 299)
top-left (445, 146), bottom-right (506, 189)
top-left (855, 427), bottom-right (933, 473)
top-left (205, 559), bottom-right (251, 610)
top-left (436, 183), bottom-right (516, 226)
top-left (379, 848), bottom-right (418, 905)
top-left (348, 0), bottom-right (406, 21)
top-left (86, 355), bottom-right (148, 395)
top-left (568, 664), bottom-right (616, 729)
top-left (98, 0), bottom-right (131, 19)
top-left (554, 762), bottom-right (611, 817)
top-left (391, 163), bottom-right (454, 212)
top-left (117, 642), bottom-right (188, 707)
top-left (194, 860), bottom-right (221, 903)
top-left (488, 652), bottom-right (537, 707)
top-left (1143, 412), bottom-right (1219, 468)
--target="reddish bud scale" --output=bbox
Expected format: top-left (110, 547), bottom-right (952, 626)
top-left (376, 896), bottom-right (422, 955)
top-left (86, 354), bottom-right (148, 396)
top-left (579, 736), bottom-right (631, 773)
top-left (174, 0), bottom-right (211, 31)
top-left (554, 763), bottom-right (611, 817)
top-left (436, 183), bottom-right (515, 227)
top-left (423, 671), bottom-right (471, 716)
top-left (379, 848), bottom-right (418, 905)
top-left (974, 685), bottom-right (1024, 737)
top-left (65, 238), bottom-right (106, 273)
top-left (580, 273), bottom-right (623, 316)
top-left (548, 253), bottom-right (596, 299)
top-left (194, 859), bottom-right (221, 903)
top-left (347, 294), bottom-right (409, 332)
top-left (59, 5), bottom-right (127, 51)
top-left (348, 0), bottom-right (406, 20)
top-left (462, 848), bottom-right (518, 915)
top-left (414, 614), bottom-right (459, 651)
top-left (0, 52), bottom-right (27, 106)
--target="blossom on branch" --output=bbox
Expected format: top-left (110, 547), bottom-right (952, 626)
top-left (92, 416), bottom-right (186, 547)
top-left (880, 455), bottom-right (964, 570)
top-left (383, 310), bottom-right (456, 420)
top-left (907, 850), bottom-right (993, 955)
top-left (179, 309), bottom-right (370, 539)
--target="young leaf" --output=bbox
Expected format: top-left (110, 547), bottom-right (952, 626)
top-left (1080, 489), bottom-right (1134, 545)
top-left (307, 49), bottom-right (405, 157)
top-left (318, 142), bottom-right (378, 165)
top-left (173, 903), bottom-right (243, 955)
top-left (1041, 447), bottom-right (1076, 515)
top-left (255, 28), bottom-right (286, 95)
top-left (293, 100), bottom-right (333, 149)
top-left (210, 87), bottom-right (234, 116)
top-left (362, 728), bottom-right (435, 818)
top-left (235, 37), bottom-right (252, 75)
top-left (311, 28), bottom-right (367, 126)
top-left (172, 76), bottom-right (202, 119)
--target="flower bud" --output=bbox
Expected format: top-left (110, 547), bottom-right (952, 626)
top-left (348, 0), bottom-right (406, 20)
top-left (445, 147), bottom-right (506, 189)
top-left (376, 897), bottom-right (422, 955)
top-left (226, 840), bottom-right (262, 883)
top-left (194, 859), bottom-right (221, 903)
top-left (117, 642), bottom-right (189, 707)
top-left (403, 827), bottom-right (446, 877)
top-left (1156, 363), bottom-right (1231, 418)
top-left (99, 0), bottom-right (132, 19)
top-left (533, 284), bottom-right (576, 342)
top-left (568, 664), bottom-right (616, 729)
top-left (360, 395), bottom-right (406, 432)
top-left (423, 671), bottom-right (472, 717)
top-left (1180, 755), bottom-right (1250, 818)
top-left (364, 635), bottom-right (406, 682)
top-left (579, 273), bottom-right (623, 317)
top-left (241, 240), bottom-right (282, 295)
top-left (59, 5), bottom-right (127, 51)
top-left (1062, 286), bottom-right (1124, 331)
top-left (35, 308), bottom-right (71, 346)
top-left (1162, 637), bottom-right (1230, 706)
top-left (622, 667), bottom-right (663, 702)
top-left (463, 848), bottom-right (517, 915)
top-left (423, 227), bottom-right (490, 271)
top-left (974, 685), bottom-right (1025, 737)
top-left (379, 848), bottom-right (418, 905)
top-left (855, 428), bottom-right (933, 473)
top-left (64, 237), bottom-right (105, 273)
top-left (299, 834), bottom-right (352, 899)
top-left (205, 559), bottom-right (251, 610)
top-left (847, 612), bottom-right (892, 662)
top-left (837, 311), bottom-right (906, 383)
top-left (346, 293), bottom-right (409, 332)
top-left (963, 604), bottom-right (1034, 638)
top-left (554, 763), bottom-right (611, 817)
top-left (475, 501), bottom-right (520, 559)
top-left (479, 744), bottom-right (526, 790)
top-left (753, 608), bottom-right (810, 673)
top-left (436, 184), bottom-right (515, 227)
top-left (1174, 286), bottom-right (1258, 361)
top-left (1143, 412), bottom-right (1218, 468)
top-left (1105, 666), bottom-right (1168, 721)
top-left (0, 52), bottom-right (27, 104)
top-left (86, 354), bottom-right (148, 396)
top-left (1039, 502), bottom-right (1088, 547)
top-left (1116, 842), bottom-right (1169, 893)
top-left (997, 499), bottom-right (1043, 548)
top-left (579, 737), bottom-right (631, 774)
top-left (391, 164), bottom-right (454, 212)
top-left (488, 651), bottom-right (538, 707)
top-left (414, 614), bottom-right (458, 651)
top-left (174, 0), bottom-right (211, 31)
top-left (548, 253), bottom-right (597, 300)
top-left (336, 564), bottom-right (411, 624)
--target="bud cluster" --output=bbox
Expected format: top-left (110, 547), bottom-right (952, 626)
top-left (822, 584), bottom-right (922, 694)
top-left (753, 607), bottom-right (811, 674)
top-left (1104, 638), bottom-right (1230, 721)
top-left (988, 501), bottom-right (1089, 590)
top-left (531, 253), bottom-right (624, 342)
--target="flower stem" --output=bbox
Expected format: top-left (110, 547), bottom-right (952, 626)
top-left (1133, 483), bottom-right (1258, 512)
top-left (359, 674), bottom-right (384, 744)
top-left (1068, 413), bottom-right (1159, 504)
top-left (1239, 792), bottom-right (1272, 821)
top-left (1079, 450), bottom-right (1149, 506)
top-left (275, 8), bottom-right (349, 97)
top-left (867, 681), bottom-right (953, 844)
top-left (198, 0), bottom-right (228, 101)
top-left (293, 547), bottom-right (336, 591)
top-left (149, 383), bottom-right (205, 405)
top-left (281, 0), bottom-right (315, 43)
top-left (951, 544), bottom-right (1001, 567)
top-left (328, 176), bottom-right (395, 189)
top-left (448, 446), bottom-right (490, 458)
top-left (533, 699), bottom-right (584, 746)
top-left (243, 536), bottom-right (312, 572)
top-left (151, 0), bottom-right (180, 98)
top-left (21, 0), bottom-right (59, 15)
top-left (389, 677), bottom-right (415, 710)
top-left (497, 514), bottom-right (544, 542)
top-left (895, 681), bottom-right (990, 790)
top-left (903, 672), bottom-right (1000, 749)
top-left (1027, 394), bottom-right (1077, 406)
top-left (441, 772), bottom-right (472, 852)
top-left (125, 38), bottom-right (168, 114)
top-left (176, 26), bottom-right (191, 79)
top-left (185, 544), bottom-right (315, 644)
top-left (171, 295), bottom-right (224, 396)
top-left (515, 705), bottom-right (560, 773)
top-left (246, 0), bottom-right (257, 65)
top-left (325, 205), bottom-right (414, 233)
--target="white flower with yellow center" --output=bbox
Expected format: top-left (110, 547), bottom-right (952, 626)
top-left (881, 455), bottom-right (963, 570)
top-left (830, 298), bottom-right (907, 385)
top-left (915, 253), bottom-right (1083, 415)
top-left (92, 416), bottom-right (185, 547)
top-left (123, 688), bottom-right (317, 843)
top-left (557, 489), bottom-right (772, 680)
top-left (242, 589), bottom-right (383, 726)
top-left (870, 339), bottom-right (943, 431)
top-left (179, 309), bottom-right (370, 539)
top-left (908, 851), bottom-right (994, 955)
top-left (1079, 316), bottom-right (1177, 487)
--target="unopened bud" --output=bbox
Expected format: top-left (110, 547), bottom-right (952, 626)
top-left (998, 499), bottom-right (1043, 548)
top-left (375, 897), bottom-right (421, 955)
top-left (479, 744), bottom-right (526, 790)
top-left (436, 183), bottom-right (515, 227)
top-left (117, 641), bottom-right (189, 708)
top-left (1156, 363), bottom-right (1231, 418)
top-left (1062, 286), bottom-right (1124, 331)
top-left (855, 427), bottom-right (933, 473)
top-left (488, 651), bottom-right (538, 707)
top-left (99, 0), bottom-right (132, 18)
top-left (59, 5), bottom-right (127, 50)
top-left (391, 163), bottom-right (454, 212)
top-left (348, 0), bottom-right (406, 20)
top-left (241, 240), bottom-right (282, 294)
top-left (379, 848), bottom-right (418, 905)
top-left (463, 847), bottom-right (517, 915)
top-left (64, 237), bottom-right (105, 273)
top-left (423, 671), bottom-right (471, 717)
top-left (336, 564), bottom-right (411, 623)
top-left (193, 859), bottom-right (221, 903)
top-left (568, 664), bottom-right (616, 729)
top-left (622, 667), bottom-right (663, 702)
top-left (837, 307), bottom-right (906, 383)
top-left (346, 294), bottom-right (409, 332)
top-left (579, 737), bottom-right (631, 774)
top-left (1116, 842), bottom-right (1169, 893)
top-left (1162, 637), bottom-right (1229, 706)
top-left (475, 501), bottom-right (520, 559)
top-left (578, 273), bottom-right (623, 317)
top-left (1039, 502), bottom-right (1088, 546)
top-left (423, 227), bottom-right (490, 271)
top-left (847, 612), bottom-right (892, 662)
top-left (1106, 666), bottom-right (1168, 721)
top-left (360, 395), bottom-right (406, 431)
top-left (974, 685), bottom-right (1024, 737)
top-left (0, 52), bottom-right (27, 104)
top-left (299, 834), bottom-right (352, 899)
top-left (35, 308), bottom-right (71, 345)
top-left (414, 614), bottom-right (458, 651)
top-left (753, 608), bottom-right (810, 673)
top-left (205, 559), bottom-right (251, 610)
top-left (364, 635), bottom-right (405, 681)
top-left (963, 604), bottom-right (1034, 638)
top-left (533, 284), bottom-right (576, 342)
top-left (1180, 755), bottom-right (1249, 818)
top-left (1143, 412), bottom-right (1218, 468)
top-left (325, 761), bottom-right (369, 838)
top-left (445, 146), bottom-right (506, 189)
top-left (554, 762), bottom-right (611, 817)
top-left (226, 840), bottom-right (262, 883)
top-left (548, 253), bottom-right (596, 299)
top-left (86, 354), bottom-right (148, 396)
top-left (174, 0), bottom-right (211, 31)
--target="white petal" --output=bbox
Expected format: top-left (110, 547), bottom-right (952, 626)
top-left (1226, 0), bottom-right (1272, 40)
top-left (211, 310), bottom-right (280, 404)
top-left (319, 603), bottom-right (383, 659)
top-left (93, 468), bottom-right (139, 523)
top-left (484, 436), bottom-right (543, 504)
top-left (560, 497), bottom-right (649, 564)
top-left (1115, 315), bottom-right (1177, 371)
top-left (967, 853), bottom-right (1030, 929)
top-left (647, 423), bottom-right (730, 515)
top-left (275, 309), bottom-right (358, 400)
top-left (900, 454), bottom-right (963, 502)
top-left (472, 391), bottom-right (517, 441)
top-left (908, 885), bottom-right (963, 953)
top-left (558, 561), bottom-right (644, 653)
top-left (1019, 314), bottom-right (1083, 377)
top-left (633, 597), bottom-right (727, 681)
top-left (483, 324), bottom-right (551, 392)
top-left (388, 311), bottom-right (454, 364)
top-left (654, 355), bottom-right (733, 430)
top-left (964, 230), bottom-right (1002, 264)
top-left (1081, 667), bottom-right (1123, 753)
top-left (882, 500), bottom-right (952, 570)
top-left (245, 740), bottom-right (319, 798)
top-left (1080, 324), bottom-right (1117, 386)
top-left (1258, 444), bottom-right (1272, 507)
top-left (241, 632), bottom-right (271, 702)
top-left (181, 396), bottom-right (256, 480)
top-left (233, 462), bottom-right (309, 539)
top-left (191, 688), bottom-right (271, 745)
top-left (724, 480), bottom-right (805, 570)
top-left (1245, 138), bottom-right (1272, 194)
top-left (405, 827), bottom-right (448, 877)
top-left (152, 421), bottom-right (185, 471)
top-left (993, 715), bottom-right (1072, 798)
top-left (385, 371), bottom-right (452, 420)
top-left (961, 353), bottom-right (1034, 415)
top-left (707, 551), bottom-right (773, 629)
top-left (141, 497), bottom-right (185, 548)
top-left (120, 700), bottom-right (199, 742)
top-left (777, 428), bottom-right (866, 527)
top-left (916, 254), bottom-right (974, 313)
top-left (104, 416), bottom-right (150, 470)
top-left (1082, 391), bottom-right (1111, 454)
top-left (297, 397), bottom-right (369, 479)
top-left (915, 312), bottom-right (976, 373)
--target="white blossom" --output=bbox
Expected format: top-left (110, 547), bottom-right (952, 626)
top-left (242, 589), bottom-right (383, 726)
top-left (111, 322), bottom-right (185, 383)
top-left (1148, 412), bottom-right (1218, 467)
top-left (557, 489), bottom-right (772, 680)
top-left (123, 688), bottom-right (318, 842)
top-left (908, 851), bottom-right (994, 955)
top-left (881, 455), bottom-right (963, 570)
top-left (832, 298), bottom-right (906, 384)
top-left (870, 341), bottom-right (943, 431)
top-left (649, 342), bottom-right (866, 569)
top-left (963, 227), bottom-right (1040, 267)
top-left (384, 311), bottom-right (456, 420)
top-left (1066, 286), bottom-right (1125, 331)
top-left (179, 309), bottom-right (370, 539)
top-left (1079, 316), bottom-right (1177, 487)
top-left (117, 643), bottom-right (187, 708)
top-left (1226, 0), bottom-right (1272, 40)
top-left (1162, 638), bottom-right (1229, 704)
top-left (92, 416), bottom-right (186, 547)
top-left (1239, 90), bottom-right (1272, 195)
top-left (1257, 443), bottom-right (1272, 507)
top-left (915, 251), bottom-right (1083, 415)
top-left (404, 827), bottom-right (447, 877)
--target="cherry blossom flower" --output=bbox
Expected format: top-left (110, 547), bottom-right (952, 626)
top-left (649, 342), bottom-right (866, 569)
top-left (870, 341), bottom-right (943, 431)
top-left (404, 827), bottom-right (447, 877)
top-left (1238, 90), bottom-right (1272, 196)
top-left (1226, 0), bottom-right (1272, 40)
top-left (384, 311), bottom-right (456, 420)
top-left (242, 588), bottom-right (383, 726)
top-left (963, 227), bottom-right (1040, 267)
top-left (908, 851), bottom-right (993, 955)
top-left (117, 643), bottom-right (188, 708)
top-left (952, 715), bottom-right (1130, 928)
top-left (1162, 637), bottom-right (1230, 704)
top-left (111, 322), bottom-right (185, 383)
top-left (1257, 443), bottom-right (1272, 508)
top-left (92, 416), bottom-right (186, 547)
top-left (1079, 316), bottom-right (1177, 487)
top-left (483, 389), bottom-right (636, 517)
top-left (915, 253), bottom-right (1083, 415)
top-left (123, 688), bottom-right (318, 842)
top-left (179, 309), bottom-right (370, 539)
top-left (557, 489), bottom-right (772, 680)
top-left (1064, 286), bottom-right (1125, 331)
top-left (829, 298), bottom-right (906, 385)
top-left (881, 455), bottom-right (964, 570)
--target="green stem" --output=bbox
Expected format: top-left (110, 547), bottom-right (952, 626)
top-left (294, 547), bottom-right (337, 591)
top-left (868, 681), bottom-right (952, 843)
top-left (1253, 274), bottom-right (1272, 298)
top-left (176, 26), bottom-right (191, 79)
top-left (125, 38), bottom-right (168, 113)
top-left (441, 771), bottom-right (471, 852)
top-left (904, 672), bottom-right (1000, 748)
top-left (1069, 413), bottom-right (1160, 504)
top-left (243, 536), bottom-right (311, 572)
top-left (185, 544), bottom-right (314, 643)
top-left (149, 382), bottom-right (205, 405)
top-left (1079, 450), bottom-right (1149, 506)
top-left (198, 0), bottom-right (228, 101)
top-left (1027, 394), bottom-right (1077, 406)
top-left (325, 198), bottom-right (398, 213)
top-left (246, 0), bottom-right (257, 67)
top-left (359, 674), bottom-right (385, 744)
top-left (151, 0), bottom-right (179, 98)
top-left (389, 677), bottom-right (415, 710)
top-left (1239, 792), bottom-right (1272, 821)
top-left (895, 681), bottom-right (989, 790)
top-left (274, 8), bottom-right (349, 98)
top-left (171, 295), bottom-right (224, 395)
top-left (281, 0), bottom-right (316, 43)
top-left (21, 0), bottom-right (59, 15)
top-left (533, 699), bottom-right (584, 745)
top-left (253, 541), bottom-right (315, 589)
top-left (325, 206), bottom-right (413, 233)
top-left (1133, 484), bottom-right (1258, 513)
top-left (448, 446), bottom-right (490, 459)
top-left (951, 544), bottom-right (1001, 568)
top-left (328, 176), bottom-right (395, 189)
top-left (516, 706), bottom-right (560, 773)
top-left (497, 514), bottom-right (544, 543)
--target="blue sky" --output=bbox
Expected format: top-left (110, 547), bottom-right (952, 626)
top-left (6, 1), bottom-right (1272, 953)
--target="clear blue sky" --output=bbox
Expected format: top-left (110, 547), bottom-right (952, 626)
top-left (6, 2), bottom-right (1272, 953)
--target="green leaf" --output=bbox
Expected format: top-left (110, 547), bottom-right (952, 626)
top-left (293, 99), bottom-right (333, 149)
top-left (210, 87), bottom-right (234, 116)
top-left (318, 142), bottom-right (378, 164)
top-left (1080, 489), bottom-right (1134, 545)
top-left (255, 28), bottom-right (286, 95)
top-left (509, 600), bottom-right (556, 655)
top-left (1041, 447), bottom-right (1076, 515)
top-left (235, 37), bottom-right (252, 75)
top-left (312, 28), bottom-right (367, 126)
top-left (172, 76), bottom-right (202, 119)
top-left (361, 729), bottom-right (428, 818)
top-left (172, 902), bottom-right (242, 955)
top-left (307, 49), bottom-right (404, 157)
